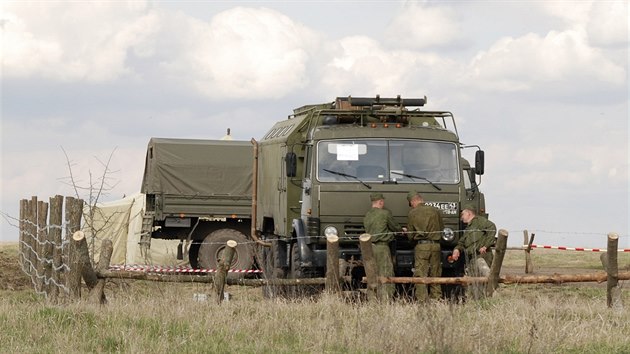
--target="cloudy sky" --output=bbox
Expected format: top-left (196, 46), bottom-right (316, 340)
top-left (1, 1), bottom-right (628, 248)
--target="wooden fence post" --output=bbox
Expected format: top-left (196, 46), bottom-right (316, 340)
top-left (523, 230), bottom-right (535, 274)
top-left (90, 238), bottom-right (113, 305)
top-left (72, 231), bottom-right (99, 289)
top-left (36, 201), bottom-right (49, 293)
top-left (215, 240), bottom-right (237, 304)
top-left (26, 197), bottom-right (38, 286)
top-left (19, 199), bottom-right (28, 273)
top-left (49, 195), bottom-right (64, 302)
top-left (65, 197), bottom-right (84, 299)
top-left (359, 233), bottom-right (377, 301)
top-left (325, 235), bottom-right (340, 293)
top-left (604, 232), bottom-right (622, 311)
top-left (486, 229), bottom-right (508, 297)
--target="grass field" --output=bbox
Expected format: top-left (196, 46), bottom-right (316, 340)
top-left (1, 243), bottom-right (629, 353)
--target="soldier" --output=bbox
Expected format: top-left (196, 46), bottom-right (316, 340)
top-left (363, 192), bottom-right (401, 301)
top-left (407, 191), bottom-right (444, 302)
top-left (451, 204), bottom-right (496, 298)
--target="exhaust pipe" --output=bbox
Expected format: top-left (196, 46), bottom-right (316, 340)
top-left (251, 138), bottom-right (271, 247)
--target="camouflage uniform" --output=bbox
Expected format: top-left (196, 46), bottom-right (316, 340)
top-left (364, 205), bottom-right (401, 301)
top-left (407, 203), bottom-right (444, 301)
top-left (456, 215), bottom-right (497, 275)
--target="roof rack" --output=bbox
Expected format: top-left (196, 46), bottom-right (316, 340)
top-left (338, 95), bottom-right (427, 108)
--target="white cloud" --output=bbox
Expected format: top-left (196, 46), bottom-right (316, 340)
top-left (163, 7), bottom-right (320, 99)
top-left (489, 141), bottom-right (628, 192)
top-left (464, 29), bottom-right (625, 93)
top-left (1, 4), bottom-right (320, 99)
top-left (320, 36), bottom-right (460, 96)
top-left (537, 1), bottom-right (628, 47)
top-left (586, 1), bottom-right (628, 47)
top-left (1, 1), bottom-right (160, 82)
top-left (384, 2), bottom-right (461, 49)
top-left (538, 1), bottom-right (593, 26)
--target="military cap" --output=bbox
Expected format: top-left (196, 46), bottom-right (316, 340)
top-left (406, 190), bottom-right (420, 201)
top-left (461, 202), bottom-right (477, 213)
top-left (370, 192), bottom-right (385, 201)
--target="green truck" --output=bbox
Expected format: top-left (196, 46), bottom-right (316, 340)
top-left (140, 96), bottom-right (486, 293)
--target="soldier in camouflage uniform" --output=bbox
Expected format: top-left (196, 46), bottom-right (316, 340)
top-left (451, 204), bottom-right (496, 298)
top-left (406, 191), bottom-right (444, 302)
top-left (363, 193), bottom-right (401, 301)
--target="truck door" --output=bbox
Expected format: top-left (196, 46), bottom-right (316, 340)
top-left (277, 145), bottom-right (288, 236)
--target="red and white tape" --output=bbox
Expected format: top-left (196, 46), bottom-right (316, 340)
top-left (108, 264), bottom-right (262, 274)
top-left (524, 244), bottom-right (630, 252)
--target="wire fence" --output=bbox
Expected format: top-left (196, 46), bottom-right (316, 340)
top-left (12, 195), bottom-right (83, 301)
top-left (3, 194), bottom-right (629, 304)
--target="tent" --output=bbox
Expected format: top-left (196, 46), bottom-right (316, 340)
top-left (84, 193), bottom-right (187, 266)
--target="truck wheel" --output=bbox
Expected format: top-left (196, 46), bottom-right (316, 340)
top-left (289, 243), bottom-right (303, 279)
top-left (261, 239), bottom-right (287, 298)
top-left (198, 229), bottom-right (254, 277)
top-left (188, 240), bottom-right (202, 269)
top-left (289, 243), bottom-right (322, 297)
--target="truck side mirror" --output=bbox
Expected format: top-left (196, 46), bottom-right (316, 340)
top-left (286, 152), bottom-right (297, 177)
top-left (475, 150), bottom-right (485, 175)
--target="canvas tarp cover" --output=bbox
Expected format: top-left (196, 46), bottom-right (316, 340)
top-left (84, 193), bottom-right (186, 266)
top-left (141, 138), bottom-right (253, 197)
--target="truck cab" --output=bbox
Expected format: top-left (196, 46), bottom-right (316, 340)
top-left (256, 96), bottom-right (486, 290)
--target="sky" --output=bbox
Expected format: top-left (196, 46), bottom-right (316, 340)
top-left (1, 1), bottom-right (628, 248)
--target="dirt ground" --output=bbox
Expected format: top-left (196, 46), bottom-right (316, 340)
top-left (0, 244), bottom-right (31, 291)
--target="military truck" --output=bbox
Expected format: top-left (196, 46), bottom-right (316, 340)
top-left (140, 96), bottom-right (486, 291)
top-left (140, 138), bottom-right (256, 271)
top-left (256, 96), bottom-right (486, 288)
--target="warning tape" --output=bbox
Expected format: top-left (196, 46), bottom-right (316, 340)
top-left (524, 244), bottom-right (630, 253)
top-left (108, 264), bottom-right (262, 274)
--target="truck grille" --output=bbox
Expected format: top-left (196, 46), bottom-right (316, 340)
top-left (343, 224), bottom-right (365, 239)
top-left (306, 217), bottom-right (320, 237)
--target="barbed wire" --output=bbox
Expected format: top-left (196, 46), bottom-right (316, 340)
top-left (4, 206), bottom-right (628, 295)
top-left (19, 251), bottom-right (71, 297)
top-left (512, 229), bottom-right (630, 238)
top-left (5, 208), bottom-right (627, 249)
top-left (18, 239), bottom-right (71, 272)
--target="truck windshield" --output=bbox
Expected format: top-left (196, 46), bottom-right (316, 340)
top-left (317, 140), bottom-right (459, 184)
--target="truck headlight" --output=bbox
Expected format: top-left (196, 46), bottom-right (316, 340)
top-left (442, 228), bottom-right (455, 242)
top-left (324, 226), bottom-right (338, 237)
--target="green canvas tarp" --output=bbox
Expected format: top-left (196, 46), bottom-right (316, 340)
top-left (141, 138), bottom-right (253, 198)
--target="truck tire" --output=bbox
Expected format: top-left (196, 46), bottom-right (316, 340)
top-left (289, 243), bottom-right (322, 297)
top-left (197, 229), bottom-right (254, 277)
top-left (289, 243), bottom-right (303, 279)
top-left (188, 240), bottom-right (202, 269)
top-left (261, 239), bottom-right (287, 298)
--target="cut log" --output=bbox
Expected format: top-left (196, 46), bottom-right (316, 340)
top-left (325, 235), bottom-right (341, 293)
top-left (96, 270), bottom-right (326, 287)
top-left (65, 197), bottom-right (84, 299)
top-left (486, 229), bottom-right (508, 296)
top-left (214, 240), bottom-right (237, 304)
top-left (605, 233), bottom-right (623, 311)
top-left (359, 233), bottom-right (377, 301)
top-left (89, 239), bottom-right (113, 305)
top-left (72, 231), bottom-right (99, 290)
top-left (501, 271), bottom-right (630, 284)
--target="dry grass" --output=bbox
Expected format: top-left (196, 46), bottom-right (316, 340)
top-left (1, 243), bottom-right (629, 353)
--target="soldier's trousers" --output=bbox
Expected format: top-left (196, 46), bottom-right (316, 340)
top-left (372, 242), bottom-right (395, 301)
top-left (414, 243), bottom-right (442, 301)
